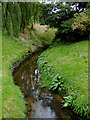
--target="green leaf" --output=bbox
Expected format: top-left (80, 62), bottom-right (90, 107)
top-left (63, 102), bottom-right (68, 107)
top-left (58, 87), bottom-right (62, 91)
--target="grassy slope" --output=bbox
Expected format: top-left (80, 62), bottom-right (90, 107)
top-left (2, 34), bottom-right (29, 118)
top-left (37, 40), bottom-right (88, 117)
top-left (2, 31), bottom-right (44, 118)
top-left (2, 24), bottom-right (56, 118)
top-left (0, 30), bottom-right (2, 119)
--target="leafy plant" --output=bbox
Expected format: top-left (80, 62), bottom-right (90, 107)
top-left (49, 74), bottom-right (63, 92)
top-left (63, 95), bottom-right (73, 107)
top-left (62, 91), bottom-right (88, 117)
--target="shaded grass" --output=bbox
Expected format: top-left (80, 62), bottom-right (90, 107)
top-left (37, 40), bottom-right (88, 117)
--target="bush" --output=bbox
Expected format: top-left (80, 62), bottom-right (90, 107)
top-left (35, 26), bottom-right (57, 45)
top-left (2, 2), bottom-right (41, 38)
top-left (42, 28), bottom-right (57, 44)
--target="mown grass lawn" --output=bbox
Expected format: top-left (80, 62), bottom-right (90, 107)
top-left (37, 40), bottom-right (88, 117)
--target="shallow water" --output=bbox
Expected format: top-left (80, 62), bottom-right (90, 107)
top-left (13, 50), bottom-right (81, 119)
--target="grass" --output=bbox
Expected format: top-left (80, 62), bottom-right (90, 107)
top-left (2, 23), bottom-right (88, 118)
top-left (2, 34), bottom-right (29, 118)
top-left (2, 30), bottom-right (44, 118)
top-left (0, 30), bottom-right (2, 119)
top-left (2, 24), bottom-right (56, 118)
top-left (37, 40), bottom-right (88, 117)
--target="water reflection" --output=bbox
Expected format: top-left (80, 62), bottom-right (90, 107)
top-left (13, 51), bottom-right (81, 119)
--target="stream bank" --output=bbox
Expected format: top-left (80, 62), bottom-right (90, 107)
top-left (37, 41), bottom-right (88, 119)
top-left (13, 50), bottom-right (81, 119)
top-left (2, 33), bottom-right (49, 118)
top-left (2, 33), bottom-right (88, 119)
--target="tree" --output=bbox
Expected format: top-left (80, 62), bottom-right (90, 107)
top-left (40, 2), bottom-right (89, 43)
top-left (72, 9), bottom-right (90, 32)
top-left (2, 2), bottom-right (41, 37)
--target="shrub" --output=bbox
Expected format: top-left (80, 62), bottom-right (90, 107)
top-left (34, 26), bottom-right (57, 45)
top-left (42, 28), bottom-right (57, 45)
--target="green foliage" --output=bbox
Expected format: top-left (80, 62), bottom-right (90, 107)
top-left (61, 19), bottom-right (74, 33)
top-left (72, 9), bottom-right (90, 32)
top-left (2, 34), bottom-right (29, 118)
top-left (2, 3), bottom-right (7, 30)
top-left (6, 11), bottom-right (13, 37)
top-left (49, 74), bottom-right (63, 91)
top-left (2, 2), bottom-right (21, 37)
top-left (63, 92), bottom-right (88, 117)
top-left (12, 3), bottom-right (21, 37)
top-left (37, 50), bottom-right (64, 92)
top-left (34, 24), bottom-right (57, 45)
top-left (2, 2), bottom-right (41, 38)
top-left (41, 28), bottom-right (57, 45)
top-left (38, 50), bottom-right (64, 92)
top-left (40, 2), bottom-right (89, 43)
top-left (19, 2), bottom-right (41, 31)
top-left (37, 53), bottom-right (53, 87)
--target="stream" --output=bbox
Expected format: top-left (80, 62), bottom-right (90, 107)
top-left (13, 50), bottom-right (81, 119)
